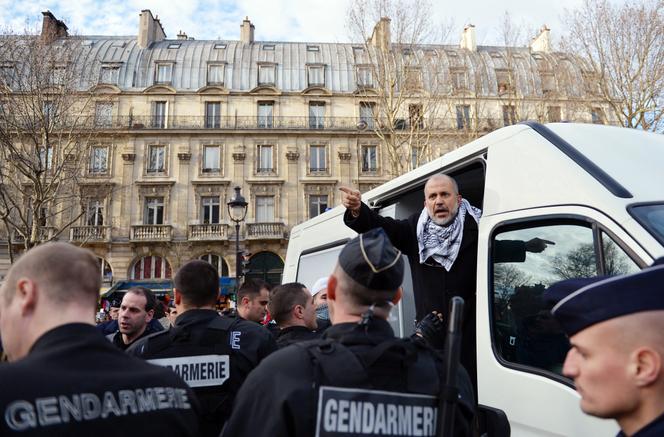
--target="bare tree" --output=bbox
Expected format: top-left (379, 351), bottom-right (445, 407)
top-left (0, 28), bottom-right (109, 260)
top-left (346, 0), bottom-right (453, 175)
top-left (562, 0), bottom-right (664, 131)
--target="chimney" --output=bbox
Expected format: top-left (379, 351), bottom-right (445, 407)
top-left (240, 17), bottom-right (255, 44)
top-left (530, 26), bottom-right (551, 53)
top-left (460, 24), bottom-right (476, 51)
top-left (40, 11), bottom-right (68, 43)
top-left (177, 30), bottom-right (187, 40)
top-left (369, 17), bottom-right (391, 51)
top-left (138, 9), bottom-right (166, 48)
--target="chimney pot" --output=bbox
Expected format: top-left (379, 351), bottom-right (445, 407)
top-left (460, 24), bottom-right (476, 52)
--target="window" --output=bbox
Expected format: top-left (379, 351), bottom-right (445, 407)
top-left (361, 145), bottom-right (378, 172)
top-left (307, 65), bottom-right (325, 87)
top-left (144, 197), bottom-right (164, 225)
top-left (132, 256), bottom-right (172, 280)
top-left (356, 66), bottom-right (373, 87)
top-left (152, 101), bottom-right (167, 128)
top-left (90, 146), bottom-right (108, 173)
top-left (308, 102), bottom-right (325, 129)
top-left (491, 221), bottom-right (640, 378)
top-left (307, 45), bottom-right (320, 52)
top-left (257, 102), bottom-right (273, 128)
top-left (630, 203), bottom-right (664, 244)
top-left (591, 107), bottom-right (605, 124)
top-left (456, 105), bottom-right (471, 129)
top-left (205, 102), bottom-right (221, 128)
top-left (359, 102), bottom-right (375, 129)
top-left (541, 72), bottom-right (555, 94)
top-left (547, 106), bottom-right (562, 123)
top-left (255, 196), bottom-right (275, 222)
top-left (200, 254), bottom-right (229, 276)
top-left (0, 64), bottom-right (15, 86)
top-left (451, 69), bottom-right (467, 91)
top-left (404, 68), bottom-right (422, 89)
top-left (202, 145), bottom-right (221, 173)
top-left (43, 101), bottom-right (54, 125)
top-left (147, 145), bottom-right (166, 173)
top-left (98, 257), bottom-right (113, 284)
top-left (39, 146), bottom-right (53, 170)
top-left (309, 145), bottom-right (327, 172)
top-left (94, 102), bottom-right (113, 128)
top-left (155, 64), bottom-right (173, 84)
top-left (409, 104), bottom-right (423, 129)
top-left (258, 64), bottom-right (275, 85)
top-left (207, 64), bottom-right (225, 85)
top-left (201, 197), bottom-right (220, 224)
top-left (167, 43), bottom-right (181, 49)
top-left (257, 144), bottom-right (274, 173)
top-left (411, 147), bottom-right (421, 170)
top-left (49, 67), bottom-right (65, 85)
top-left (262, 44), bottom-right (275, 51)
top-left (495, 69), bottom-right (512, 93)
top-left (309, 195), bottom-right (328, 218)
top-left (214, 43), bottom-right (227, 49)
top-left (503, 105), bottom-right (517, 126)
top-left (87, 199), bottom-right (104, 226)
top-left (99, 66), bottom-right (119, 84)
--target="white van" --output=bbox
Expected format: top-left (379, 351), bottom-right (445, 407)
top-left (282, 122), bottom-right (664, 436)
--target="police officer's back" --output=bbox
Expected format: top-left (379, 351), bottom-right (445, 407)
top-left (222, 229), bottom-right (475, 437)
top-left (128, 260), bottom-right (278, 437)
top-left (0, 243), bottom-right (200, 436)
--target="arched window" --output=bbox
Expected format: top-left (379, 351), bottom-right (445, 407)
top-left (131, 255), bottom-right (172, 279)
top-left (200, 253), bottom-right (229, 276)
top-left (97, 256), bottom-right (113, 285)
top-left (245, 251), bottom-right (284, 286)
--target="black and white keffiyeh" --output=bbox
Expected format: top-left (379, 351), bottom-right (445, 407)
top-left (416, 199), bottom-right (482, 271)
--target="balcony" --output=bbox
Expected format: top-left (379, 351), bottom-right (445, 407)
top-left (130, 225), bottom-right (172, 242)
top-left (11, 227), bottom-right (57, 244)
top-left (246, 222), bottom-right (287, 240)
top-left (188, 223), bottom-right (229, 241)
top-left (70, 226), bottom-right (111, 243)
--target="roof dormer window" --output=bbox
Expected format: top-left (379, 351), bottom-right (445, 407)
top-left (168, 43), bottom-right (181, 49)
top-left (262, 44), bottom-right (275, 51)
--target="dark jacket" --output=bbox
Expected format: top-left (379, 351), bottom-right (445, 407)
top-left (97, 318), bottom-right (164, 336)
top-left (128, 309), bottom-right (277, 437)
top-left (275, 325), bottom-right (320, 348)
top-left (617, 413), bottom-right (664, 437)
top-left (222, 318), bottom-right (475, 437)
top-left (106, 322), bottom-right (162, 351)
top-left (0, 323), bottom-right (200, 436)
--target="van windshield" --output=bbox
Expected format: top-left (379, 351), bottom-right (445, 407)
top-left (630, 203), bottom-right (664, 245)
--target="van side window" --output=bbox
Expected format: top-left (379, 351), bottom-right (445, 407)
top-left (491, 221), bottom-right (639, 378)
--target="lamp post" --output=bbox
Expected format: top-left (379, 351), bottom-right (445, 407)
top-left (227, 186), bottom-right (248, 284)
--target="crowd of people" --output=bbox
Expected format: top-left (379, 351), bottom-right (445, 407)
top-left (0, 173), bottom-right (662, 437)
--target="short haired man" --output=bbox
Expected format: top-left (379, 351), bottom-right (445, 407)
top-left (268, 282), bottom-right (319, 348)
top-left (166, 301), bottom-right (178, 327)
top-left (129, 260), bottom-right (277, 436)
top-left (0, 243), bottom-right (200, 436)
top-left (222, 229), bottom-right (475, 437)
top-left (107, 286), bottom-right (159, 350)
top-left (236, 279), bottom-right (270, 323)
top-left (545, 261), bottom-right (664, 437)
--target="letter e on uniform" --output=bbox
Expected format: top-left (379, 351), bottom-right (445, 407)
top-left (230, 331), bottom-right (241, 350)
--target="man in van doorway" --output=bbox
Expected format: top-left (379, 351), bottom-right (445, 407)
top-left (341, 173), bottom-right (550, 383)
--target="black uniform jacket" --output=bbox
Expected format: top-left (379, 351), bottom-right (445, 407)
top-left (275, 325), bottom-right (320, 348)
top-left (0, 323), bottom-right (200, 437)
top-left (221, 319), bottom-right (475, 437)
top-left (617, 413), bottom-right (664, 437)
top-left (128, 309), bottom-right (277, 436)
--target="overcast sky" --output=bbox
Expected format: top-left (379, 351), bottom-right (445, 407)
top-left (0, 0), bottom-right (589, 45)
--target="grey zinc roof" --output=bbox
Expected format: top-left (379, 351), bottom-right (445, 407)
top-left (69, 37), bottom-right (592, 97)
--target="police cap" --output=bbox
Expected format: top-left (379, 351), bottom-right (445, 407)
top-left (544, 258), bottom-right (664, 336)
top-left (339, 228), bottom-right (404, 291)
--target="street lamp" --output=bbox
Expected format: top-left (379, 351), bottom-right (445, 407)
top-left (227, 186), bottom-right (248, 283)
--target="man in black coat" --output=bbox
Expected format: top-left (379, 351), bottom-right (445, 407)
top-left (222, 229), bottom-right (475, 437)
top-left (0, 243), bottom-right (200, 436)
top-left (268, 282), bottom-right (320, 348)
top-left (340, 174), bottom-right (549, 382)
top-left (128, 260), bottom-right (277, 437)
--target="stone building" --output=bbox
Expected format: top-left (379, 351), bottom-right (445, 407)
top-left (0, 10), bottom-right (615, 287)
